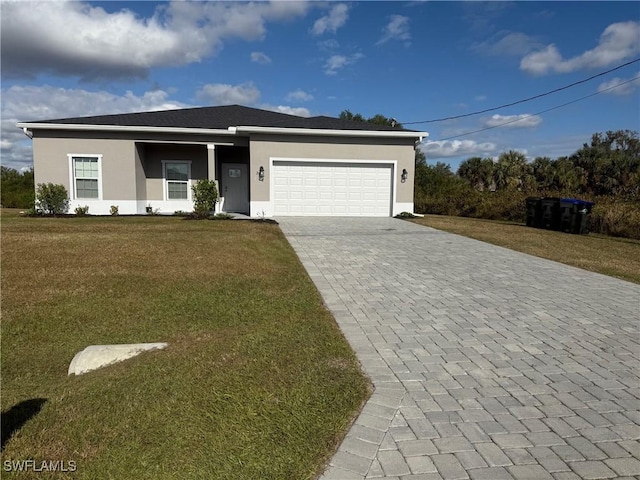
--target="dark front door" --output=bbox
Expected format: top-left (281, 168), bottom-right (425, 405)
top-left (221, 163), bottom-right (249, 213)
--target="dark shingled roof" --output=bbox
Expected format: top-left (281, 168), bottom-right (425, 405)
top-left (33, 104), bottom-right (416, 132)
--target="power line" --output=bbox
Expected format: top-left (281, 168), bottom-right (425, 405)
top-left (402, 57), bottom-right (640, 125)
top-left (432, 75), bottom-right (640, 142)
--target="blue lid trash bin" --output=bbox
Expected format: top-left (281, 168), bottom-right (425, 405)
top-left (540, 197), bottom-right (561, 230)
top-left (526, 197), bottom-right (543, 228)
top-left (560, 198), bottom-right (595, 234)
top-left (525, 197), bottom-right (595, 234)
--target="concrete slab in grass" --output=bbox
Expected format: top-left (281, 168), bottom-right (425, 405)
top-left (68, 343), bottom-right (168, 375)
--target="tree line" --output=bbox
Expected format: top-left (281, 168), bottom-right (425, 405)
top-left (414, 130), bottom-right (639, 239)
top-left (451, 130), bottom-right (639, 198)
top-left (1, 166), bottom-right (34, 208)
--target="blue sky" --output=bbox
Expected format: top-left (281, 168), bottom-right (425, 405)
top-left (1, 1), bottom-right (639, 171)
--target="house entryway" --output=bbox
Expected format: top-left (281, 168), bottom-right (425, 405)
top-left (220, 163), bottom-right (249, 214)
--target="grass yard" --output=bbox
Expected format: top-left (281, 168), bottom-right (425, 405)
top-left (411, 214), bottom-right (640, 284)
top-left (1, 211), bottom-right (370, 479)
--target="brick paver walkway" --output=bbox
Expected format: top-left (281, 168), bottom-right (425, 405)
top-left (278, 217), bottom-right (640, 480)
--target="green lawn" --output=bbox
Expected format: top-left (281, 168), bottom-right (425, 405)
top-left (411, 214), bottom-right (640, 284)
top-left (1, 212), bottom-right (369, 479)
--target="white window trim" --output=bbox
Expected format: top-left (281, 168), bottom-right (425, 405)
top-left (162, 160), bottom-right (192, 201)
top-left (68, 154), bottom-right (103, 200)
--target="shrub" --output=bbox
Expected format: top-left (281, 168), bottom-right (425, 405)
top-left (192, 179), bottom-right (218, 219)
top-left (110, 205), bottom-right (119, 216)
top-left (590, 199), bottom-right (640, 239)
top-left (75, 205), bottom-right (89, 216)
top-left (395, 212), bottom-right (417, 218)
top-left (35, 183), bottom-right (69, 215)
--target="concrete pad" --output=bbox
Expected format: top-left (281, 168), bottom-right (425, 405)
top-left (68, 343), bottom-right (168, 376)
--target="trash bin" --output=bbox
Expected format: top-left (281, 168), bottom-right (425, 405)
top-left (560, 198), bottom-right (595, 234)
top-left (525, 197), bottom-right (543, 228)
top-left (540, 197), bottom-right (561, 230)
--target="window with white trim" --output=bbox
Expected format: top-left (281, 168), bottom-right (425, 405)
top-left (72, 156), bottom-right (101, 199)
top-left (164, 161), bottom-right (190, 200)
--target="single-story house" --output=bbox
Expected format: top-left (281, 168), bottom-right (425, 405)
top-left (17, 105), bottom-right (427, 217)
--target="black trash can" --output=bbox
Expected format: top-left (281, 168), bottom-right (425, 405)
top-left (560, 198), bottom-right (595, 234)
top-left (526, 197), bottom-right (543, 228)
top-left (541, 197), bottom-right (561, 230)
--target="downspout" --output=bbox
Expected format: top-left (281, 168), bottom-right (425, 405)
top-left (22, 127), bottom-right (33, 139)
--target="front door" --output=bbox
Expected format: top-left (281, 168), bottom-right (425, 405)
top-left (221, 163), bottom-right (249, 213)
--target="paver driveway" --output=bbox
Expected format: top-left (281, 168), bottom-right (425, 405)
top-left (278, 217), bottom-right (640, 480)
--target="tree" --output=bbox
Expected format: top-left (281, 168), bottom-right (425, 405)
top-left (35, 183), bottom-right (69, 215)
top-left (457, 157), bottom-right (495, 191)
top-left (339, 110), bottom-right (401, 128)
top-left (493, 150), bottom-right (533, 191)
top-left (1, 167), bottom-right (35, 208)
top-left (531, 157), bottom-right (553, 190)
top-left (570, 130), bottom-right (640, 196)
top-left (339, 109), bottom-right (365, 123)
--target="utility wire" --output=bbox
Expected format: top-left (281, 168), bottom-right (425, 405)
top-left (402, 57), bottom-right (640, 125)
top-left (431, 75), bottom-right (640, 142)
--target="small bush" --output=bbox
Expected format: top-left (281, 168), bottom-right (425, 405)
top-left (395, 212), bottom-right (417, 218)
top-left (146, 205), bottom-right (160, 215)
top-left (110, 205), bottom-right (119, 216)
top-left (75, 205), bottom-right (89, 216)
top-left (22, 207), bottom-right (40, 217)
top-left (192, 179), bottom-right (218, 219)
top-left (35, 183), bottom-right (69, 215)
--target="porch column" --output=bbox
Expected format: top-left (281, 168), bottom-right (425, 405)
top-left (207, 144), bottom-right (216, 181)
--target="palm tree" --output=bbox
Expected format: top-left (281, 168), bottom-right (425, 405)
top-left (494, 150), bottom-right (528, 190)
top-left (532, 157), bottom-right (553, 190)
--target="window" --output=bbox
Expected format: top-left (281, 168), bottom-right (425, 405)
top-left (69, 155), bottom-right (101, 199)
top-left (164, 162), bottom-right (190, 200)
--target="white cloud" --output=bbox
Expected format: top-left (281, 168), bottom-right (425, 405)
top-left (0, 0), bottom-right (311, 80)
top-left (483, 114), bottom-right (543, 128)
top-left (285, 89), bottom-right (314, 102)
top-left (472, 31), bottom-right (542, 57)
top-left (1, 84), bottom-right (190, 170)
top-left (324, 53), bottom-right (364, 75)
top-left (260, 105), bottom-right (311, 117)
top-left (421, 140), bottom-right (497, 158)
top-left (311, 4), bottom-right (348, 36)
top-left (196, 82), bottom-right (261, 105)
top-left (521, 21), bottom-right (640, 75)
top-left (377, 15), bottom-right (411, 45)
top-left (250, 51), bottom-right (272, 65)
top-left (318, 39), bottom-right (340, 51)
top-left (597, 75), bottom-right (640, 95)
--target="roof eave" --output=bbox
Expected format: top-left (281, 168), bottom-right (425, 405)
top-left (236, 125), bottom-right (428, 139)
top-left (15, 122), bottom-right (429, 140)
top-left (15, 122), bottom-right (236, 136)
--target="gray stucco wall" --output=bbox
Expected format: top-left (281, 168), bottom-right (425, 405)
top-left (32, 135), bottom-right (137, 200)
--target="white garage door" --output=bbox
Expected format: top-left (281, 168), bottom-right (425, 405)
top-left (272, 161), bottom-right (392, 216)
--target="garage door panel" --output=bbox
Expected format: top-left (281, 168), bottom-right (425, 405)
top-left (273, 161), bottom-right (392, 216)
